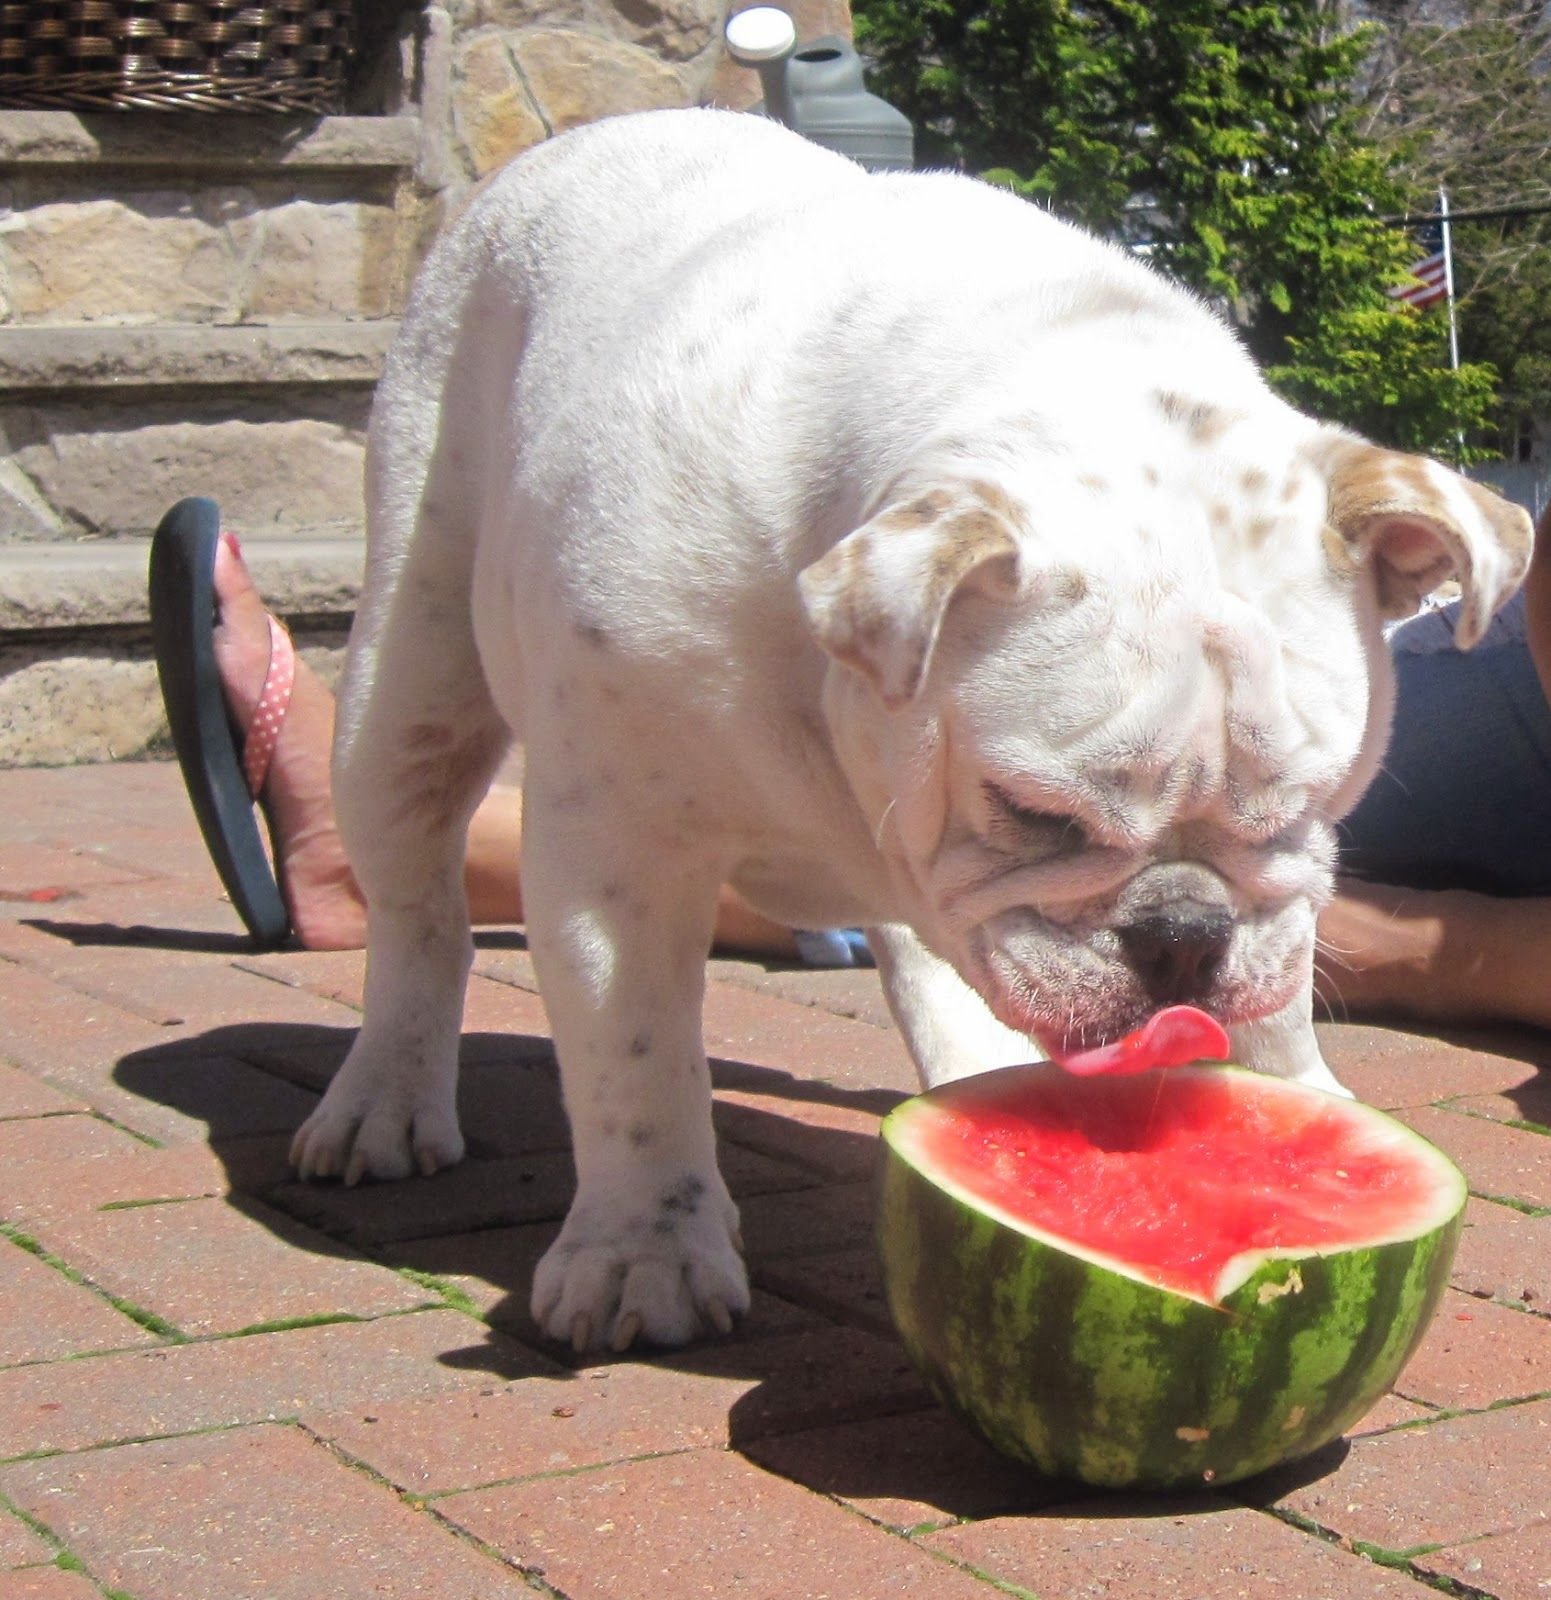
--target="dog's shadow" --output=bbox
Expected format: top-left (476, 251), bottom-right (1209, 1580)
top-left (1423, 1023), bottom-right (1551, 1128)
top-left (115, 1016), bottom-right (1358, 1525)
top-left (109, 1018), bottom-right (1021, 1516)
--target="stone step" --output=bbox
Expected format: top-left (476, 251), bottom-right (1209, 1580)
top-left (0, 535), bottom-right (360, 767)
top-left (0, 321), bottom-right (398, 398)
top-left (0, 318), bottom-right (392, 546)
top-left (1, 106), bottom-right (422, 547)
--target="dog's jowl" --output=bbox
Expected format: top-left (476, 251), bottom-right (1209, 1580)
top-left (289, 109), bottom-right (1532, 1351)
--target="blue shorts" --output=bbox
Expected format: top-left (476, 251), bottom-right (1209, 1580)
top-left (1338, 593), bottom-right (1551, 896)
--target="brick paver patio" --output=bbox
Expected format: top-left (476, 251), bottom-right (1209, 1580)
top-left (1, 760), bottom-right (1548, 1598)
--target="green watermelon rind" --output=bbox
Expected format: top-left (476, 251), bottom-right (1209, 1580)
top-left (877, 1066), bottom-right (1466, 1491)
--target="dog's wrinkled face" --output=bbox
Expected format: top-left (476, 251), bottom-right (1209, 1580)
top-left (817, 523), bottom-right (1365, 1055)
top-left (800, 416), bottom-right (1532, 1055)
top-left (915, 570), bottom-right (1361, 1054)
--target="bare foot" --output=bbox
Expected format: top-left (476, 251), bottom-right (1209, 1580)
top-left (212, 534), bottom-right (368, 950)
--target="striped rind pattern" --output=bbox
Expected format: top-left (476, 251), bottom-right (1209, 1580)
top-left (878, 1089), bottom-right (1464, 1490)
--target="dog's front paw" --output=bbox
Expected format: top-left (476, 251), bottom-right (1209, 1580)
top-left (532, 1173), bottom-right (750, 1352)
top-left (290, 1064), bottom-right (464, 1186)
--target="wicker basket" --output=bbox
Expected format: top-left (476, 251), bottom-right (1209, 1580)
top-left (0, 0), bottom-right (354, 112)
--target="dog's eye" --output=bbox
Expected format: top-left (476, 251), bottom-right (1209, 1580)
top-left (984, 784), bottom-right (1085, 851)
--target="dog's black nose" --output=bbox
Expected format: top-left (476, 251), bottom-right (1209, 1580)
top-left (1117, 907), bottom-right (1234, 1005)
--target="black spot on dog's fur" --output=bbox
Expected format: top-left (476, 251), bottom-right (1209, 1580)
top-left (653, 1174), bottom-right (707, 1231)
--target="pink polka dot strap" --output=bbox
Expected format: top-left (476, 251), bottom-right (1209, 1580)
top-left (242, 613), bottom-right (295, 799)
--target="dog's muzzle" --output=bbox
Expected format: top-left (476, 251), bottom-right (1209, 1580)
top-left (1115, 902), bottom-right (1235, 1009)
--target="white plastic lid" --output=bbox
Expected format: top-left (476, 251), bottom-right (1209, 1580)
top-left (724, 6), bottom-right (797, 65)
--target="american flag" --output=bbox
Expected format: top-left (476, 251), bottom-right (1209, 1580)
top-left (1390, 217), bottom-right (1449, 310)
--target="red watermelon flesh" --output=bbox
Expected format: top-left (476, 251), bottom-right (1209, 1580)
top-left (915, 1070), bottom-right (1445, 1304)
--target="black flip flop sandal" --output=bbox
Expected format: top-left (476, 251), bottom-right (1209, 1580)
top-left (148, 497), bottom-right (292, 948)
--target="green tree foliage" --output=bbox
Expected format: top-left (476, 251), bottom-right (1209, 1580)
top-left (850, 0), bottom-right (1498, 456)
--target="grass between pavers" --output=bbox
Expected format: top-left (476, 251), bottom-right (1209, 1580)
top-left (3, 1415), bottom-right (568, 1599)
top-left (1358, 1552), bottom-right (1498, 1600)
top-left (394, 1265), bottom-right (485, 1319)
top-left (1337, 1392), bottom-right (1551, 1448)
top-left (0, 1213), bottom-right (468, 1346)
top-left (83, 1110), bottom-right (165, 1151)
top-left (1493, 1114), bottom-right (1551, 1140)
top-left (1464, 1189), bottom-right (1551, 1218)
top-left (1435, 1095), bottom-right (1551, 1140)
top-left (1352, 1539), bottom-right (1501, 1600)
top-left (1249, 1399), bottom-right (1551, 1599)
top-left (1350, 1536), bottom-right (1451, 1566)
top-left (0, 1487), bottom-right (144, 1600)
top-left (297, 1422), bottom-right (576, 1599)
top-left (0, 1220), bottom-right (477, 1386)
top-left (407, 1443), bottom-right (1045, 1600)
top-left (223, 1311), bottom-right (370, 1338)
top-left (0, 1384), bottom-right (1514, 1600)
top-left (402, 1444), bottom-right (724, 1504)
top-left (1258, 1502), bottom-right (1473, 1597)
top-left (951, 1567), bottom-right (1040, 1600)
top-left (415, 1510), bottom-right (570, 1600)
top-left (1390, 1373), bottom-right (1551, 1416)
top-left (55, 1549), bottom-right (143, 1600)
top-left (1442, 1106), bottom-right (1551, 1182)
top-left (313, 1389), bottom-right (1038, 1600)
top-left (0, 1223), bottom-right (184, 1342)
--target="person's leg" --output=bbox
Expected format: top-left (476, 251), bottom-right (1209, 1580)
top-left (210, 534), bottom-right (367, 950)
top-left (467, 782), bottom-right (802, 959)
top-left (1521, 500), bottom-right (1551, 704)
top-left (210, 535), bottom-right (802, 958)
top-left (1319, 580), bottom-right (1551, 1029)
top-left (1336, 592), bottom-right (1551, 897)
top-left (1316, 878), bottom-right (1551, 1031)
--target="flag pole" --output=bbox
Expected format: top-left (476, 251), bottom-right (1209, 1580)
top-left (1439, 185), bottom-right (1464, 461)
top-left (1439, 185), bottom-right (1460, 375)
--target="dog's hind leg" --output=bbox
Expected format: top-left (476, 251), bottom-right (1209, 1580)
top-left (291, 421), bottom-right (511, 1184)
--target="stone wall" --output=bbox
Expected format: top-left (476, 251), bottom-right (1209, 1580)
top-left (0, 109), bottom-right (422, 545)
top-left (0, 0), bottom-right (856, 764)
top-left (439, 0), bottom-right (850, 183)
top-left (0, 0), bottom-right (853, 545)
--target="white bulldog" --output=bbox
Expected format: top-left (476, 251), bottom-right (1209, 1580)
top-left (292, 108), bottom-right (1531, 1351)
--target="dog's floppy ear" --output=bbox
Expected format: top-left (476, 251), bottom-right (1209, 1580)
top-left (1311, 432), bottom-right (1533, 648)
top-left (798, 483), bottom-right (1022, 708)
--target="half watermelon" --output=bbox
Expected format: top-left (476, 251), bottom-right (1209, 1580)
top-left (878, 1063), bottom-right (1465, 1490)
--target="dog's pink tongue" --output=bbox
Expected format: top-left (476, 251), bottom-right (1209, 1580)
top-left (1051, 1005), bottom-right (1230, 1077)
